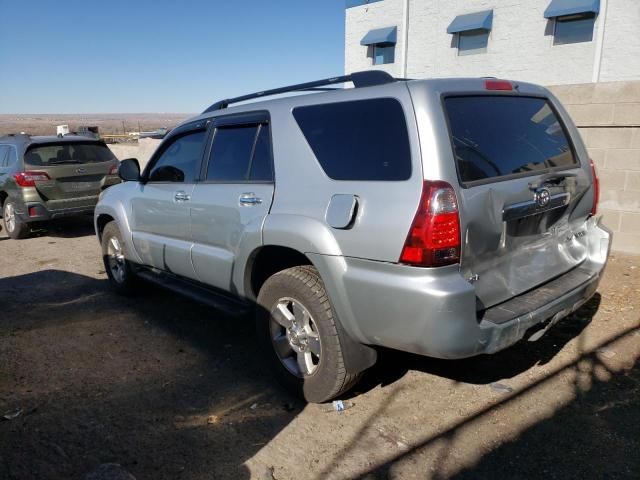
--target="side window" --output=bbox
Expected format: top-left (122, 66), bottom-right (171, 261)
top-left (0, 146), bottom-right (8, 167)
top-left (249, 125), bottom-right (273, 181)
top-left (5, 147), bottom-right (17, 167)
top-left (147, 130), bottom-right (207, 183)
top-left (206, 123), bottom-right (274, 182)
top-left (293, 98), bottom-right (412, 181)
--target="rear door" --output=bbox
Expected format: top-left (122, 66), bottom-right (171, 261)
top-left (23, 142), bottom-right (117, 209)
top-left (443, 94), bottom-right (593, 309)
top-left (189, 113), bottom-right (275, 291)
top-left (130, 123), bottom-right (209, 280)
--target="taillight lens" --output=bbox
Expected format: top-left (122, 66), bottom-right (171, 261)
top-left (590, 159), bottom-right (599, 216)
top-left (485, 79), bottom-right (513, 91)
top-left (109, 163), bottom-right (119, 175)
top-left (400, 181), bottom-right (461, 267)
top-left (13, 171), bottom-right (50, 187)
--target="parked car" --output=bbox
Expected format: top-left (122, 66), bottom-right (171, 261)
top-left (0, 134), bottom-right (120, 239)
top-left (94, 71), bottom-right (610, 402)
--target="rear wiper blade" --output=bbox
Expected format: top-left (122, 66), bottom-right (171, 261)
top-left (50, 160), bottom-right (82, 164)
top-left (529, 172), bottom-right (577, 190)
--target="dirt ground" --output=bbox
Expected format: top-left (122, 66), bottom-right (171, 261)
top-left (0, 217), bottom-right (638, 480)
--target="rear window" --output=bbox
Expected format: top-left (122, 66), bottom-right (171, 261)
top-left (25, 142), bottom-right (116, 166)
top-left (293, 98), bottom-right (411, 181)
top-left (444, 96), bottom-right (578, 184)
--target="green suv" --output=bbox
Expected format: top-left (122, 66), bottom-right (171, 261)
top-left (0, 134), bottom-right (120, 239)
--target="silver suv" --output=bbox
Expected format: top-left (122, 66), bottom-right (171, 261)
top-left (95, 72), bottom-right (611, 402)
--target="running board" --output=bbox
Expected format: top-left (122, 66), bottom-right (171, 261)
top-left (136, 269), bottom-right (252, 317)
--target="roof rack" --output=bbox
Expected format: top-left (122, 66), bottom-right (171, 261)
top-left (203, 70), bottom-right (396, 113)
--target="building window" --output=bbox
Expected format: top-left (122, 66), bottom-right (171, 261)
top-left (372, 44), bottom-right (395, 64)
top-left (553, 13), bottom-right (596, 45)
top-left (458, 29), bottom-right (489, 56)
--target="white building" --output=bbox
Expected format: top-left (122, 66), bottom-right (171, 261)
top-left (345, 0), bottom-right (640, 85)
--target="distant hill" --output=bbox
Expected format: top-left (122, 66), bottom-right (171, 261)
top-left (0, 113), bottom-right (193, 137)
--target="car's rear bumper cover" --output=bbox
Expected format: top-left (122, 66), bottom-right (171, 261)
top-left (312, 217), bottom-right (611, 359)
top-left (17, 197), bottom-right (98, 222)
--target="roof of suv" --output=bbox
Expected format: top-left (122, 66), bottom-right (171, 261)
top-left (181, 72), bottom-right (549, 130)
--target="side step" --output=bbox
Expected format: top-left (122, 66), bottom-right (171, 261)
top-left (136, 268), bottom-right (252, 317)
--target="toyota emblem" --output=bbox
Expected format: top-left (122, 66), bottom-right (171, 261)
top-left (535, 188), bottom-right (551, 208)
top-left (76, 167), bottom-right (86, 174)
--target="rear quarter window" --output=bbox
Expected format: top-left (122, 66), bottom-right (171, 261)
top-left (293, 98), bottom-right (412, 181)
top-left (444, 96), bottom-right (578, 184)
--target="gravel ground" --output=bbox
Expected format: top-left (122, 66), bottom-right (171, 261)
top-left (0, 217), bottom-right (638, 479)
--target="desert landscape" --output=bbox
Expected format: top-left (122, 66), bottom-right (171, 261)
top-left (0, 113), bottom-right (191, 137)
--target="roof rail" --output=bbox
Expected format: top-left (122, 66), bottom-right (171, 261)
top-left (202, 70), bottom-right (396, 113)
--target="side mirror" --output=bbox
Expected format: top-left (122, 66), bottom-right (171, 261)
top-left (118, 158), bottom-right (141, 182)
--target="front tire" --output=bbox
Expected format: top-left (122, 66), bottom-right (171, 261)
top-left (2, 200), bottom-right (30, 239)
top-left (101, 221), bottom-right (138, 295)
top-left (256, 266), bottom-right (361, 403)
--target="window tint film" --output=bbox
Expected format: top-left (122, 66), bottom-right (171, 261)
top-left (148, 130), bottom-right (206, 183)
top-left (0, 146), bottom-right (9, 167)
top-left (249, 125), bottom-right (273, 181)
top-left (458, 30), bottom-right (489, 55)
top-left (444, 96), bottom-right (577, 184)
top-left (293, 98), bottom-right (411, 181)
top-left (25, 143), bottom-right (116, 166)
top-left (207, 125), bottom-right (259, 182)
top-left (554, 15), bottom-right (595, 45)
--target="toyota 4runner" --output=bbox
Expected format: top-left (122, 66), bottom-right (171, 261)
top-left (94, 71), bottom-right (611, 402)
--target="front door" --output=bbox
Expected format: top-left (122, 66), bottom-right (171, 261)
top-left (130, 125), bottom-right (208, 280)
top-left (190, 115), bottom-right (275, 292)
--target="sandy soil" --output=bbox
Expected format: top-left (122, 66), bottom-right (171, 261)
top-left (0, 217), bottom-right (638, 479)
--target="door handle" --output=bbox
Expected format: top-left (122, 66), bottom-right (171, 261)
top-left (239, 193), bottom-right (262, 206)
top-left (174, 191), bottom-right (191, 202)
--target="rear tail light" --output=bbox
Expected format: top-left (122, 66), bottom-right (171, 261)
top-left (590, 159), bottom-right (599, 216)
top-left (13, 171), bottom-right (50, 187)
top-left (400, 181), bottom-right (461, 267)
top-left (485, 79), bottom-right (513, 91)
top-left (109, 163), bottom-right (119, 175)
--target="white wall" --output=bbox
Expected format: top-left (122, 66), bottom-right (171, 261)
top-left (345, 0), bottom-right (640, 85)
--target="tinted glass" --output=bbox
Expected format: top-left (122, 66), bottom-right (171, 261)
top-left (25, 143), bottom-right (116, 166)
top-left (148, 130), bottom-right (206, 183)
top-left (249, 125), bottom-right (273, 181)
top-left (5, 147), bottom-right (17, 167)
top-left (445, 96), bottom-right (577, 183)
top-left (554, 15), bottom-right (595, 45)
top-left (0, 146), bottom-right (8, 167)
top-left (458, 30), bottom-right (489, 55)
top-left (207, 125), bottom-right (258, 182)
top-left (293, 98), bottom-right (411, 181)
top-left (373, 45), bottom-right (395, 65)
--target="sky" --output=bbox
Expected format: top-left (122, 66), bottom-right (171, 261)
top-left (0, 0), bottom-right (347, 113)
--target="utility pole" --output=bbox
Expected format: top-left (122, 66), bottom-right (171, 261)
top-left (122, 121), bottom-right (126, 135)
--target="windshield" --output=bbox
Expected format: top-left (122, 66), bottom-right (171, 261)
top-left (25, 143), bottom-right (116, 166)
top-left (444, 96), bottom-right (578, 184)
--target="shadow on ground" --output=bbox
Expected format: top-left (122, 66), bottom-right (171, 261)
top-left (0, 270), bottom-right (301, 479)
top-left (30, 215), bottom-right (96, 239)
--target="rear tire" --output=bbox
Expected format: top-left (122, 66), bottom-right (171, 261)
top-left (2, 200), bottom-right (30, 239)
top-left (101, 221), bottom-right (138, 295)
top-left (256, 265), bottom-right (361, 403)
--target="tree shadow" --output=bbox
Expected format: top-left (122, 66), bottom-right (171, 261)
top-left (350, 324), bottom-right (640, 479)
top-left (353, 294), bottom-right (601, 397)
top-left (0, 269), bottom-right (301, 480)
